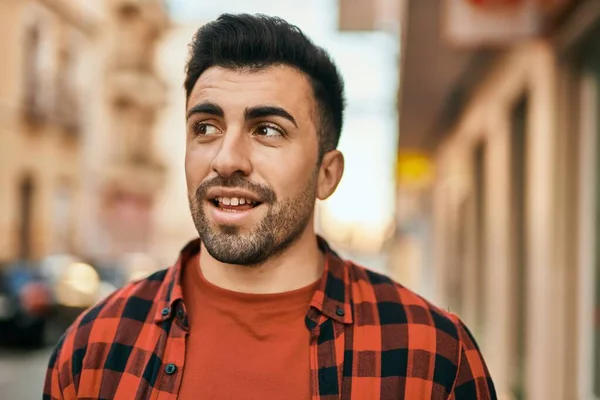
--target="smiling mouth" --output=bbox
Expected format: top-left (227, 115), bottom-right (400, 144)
top-left (209, 196), bottom-right (262, 212)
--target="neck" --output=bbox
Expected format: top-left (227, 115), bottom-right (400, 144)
top-left (198, 224), bottom-right (324, 294)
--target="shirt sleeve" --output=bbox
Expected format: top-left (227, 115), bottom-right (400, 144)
top-left (43, 338), bottom-right (65, 400)
top-left (43, 327), bottom-right (81, 400)
top-left (449, 316), bottom-right (497, 400)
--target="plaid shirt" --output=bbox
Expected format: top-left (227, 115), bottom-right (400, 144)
top-left (44, 238), bottom-right (496, 399)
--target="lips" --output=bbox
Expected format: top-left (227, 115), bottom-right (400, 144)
top-left (203, 187), bottom-right (265, 219)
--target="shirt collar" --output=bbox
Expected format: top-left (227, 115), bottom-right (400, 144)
top-left (153, 236), bottom-right (354, 325)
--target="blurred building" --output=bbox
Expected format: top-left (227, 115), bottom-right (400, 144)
top-left (0, 0), bottom-right (100, 263)
top-left (151, 22), bottom-right (200, 265)
top-left (396, 0), bottom-right (600, 399)
top-left (0, 0), bottom-right (169, 264)
top-left (85, 0), bottom-right (169, 259)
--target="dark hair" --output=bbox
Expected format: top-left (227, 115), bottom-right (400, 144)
top-left (184, 13), bottom-right (346, 157)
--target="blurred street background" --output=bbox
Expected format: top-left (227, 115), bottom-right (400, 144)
top-left (0, 0), bottom-right (599, 399)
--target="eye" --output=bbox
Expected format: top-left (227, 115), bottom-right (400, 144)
top-left (253, 124), bottom-right (284, 138)
top-left (192, 122), bottom-right (221, 136)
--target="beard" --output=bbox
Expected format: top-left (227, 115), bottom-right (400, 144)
top-left (188, 170), bottom-right (318, 266)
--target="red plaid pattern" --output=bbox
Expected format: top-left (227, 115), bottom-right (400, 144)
top-left (44, 238), bottom-right (496, 399)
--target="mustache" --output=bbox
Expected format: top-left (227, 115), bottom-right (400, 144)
top-left (195, 175), bottom-right (277, 205)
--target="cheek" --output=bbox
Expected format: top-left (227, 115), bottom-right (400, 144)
top-left (255, 149), bottom-right (317, 199)
top-left (184, 146), bottom-right (212, 193)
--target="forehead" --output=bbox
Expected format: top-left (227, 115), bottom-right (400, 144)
top-left (187, 65), bottom-right (316, 116)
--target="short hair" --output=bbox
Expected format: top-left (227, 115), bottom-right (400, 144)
top-left (184, 13), bottom-right (346, 157)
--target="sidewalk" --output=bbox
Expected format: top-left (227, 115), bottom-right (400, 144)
top-left (0, 346), bottom-right (52, 400)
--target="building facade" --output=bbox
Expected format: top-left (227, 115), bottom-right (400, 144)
top-left (86, 0), bottom-right (169, 259)
top-left (0, 0), bottom-right (100, 263)
top-left (396, 0), bottom-right (600, 399)
top-left (0, 0), bottom-right (169, 264)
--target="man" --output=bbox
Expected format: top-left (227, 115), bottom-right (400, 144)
top-left (44, 13), bottom-right (496, 400)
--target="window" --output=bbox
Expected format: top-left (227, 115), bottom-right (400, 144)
top-left (51, 179), bottom-right (73, 254)
top-left (118, 3), bottom-right (140, 20)
top-left (446, 189), bottom-right (468, 316)
top-left (56, 41), bottom-right (80, 134)
top-left (17, 174), bottom-right (35, 260)
top-left (23, 23), bottom-right (44, 122)
top-left (575, 22), bottom-right (600, 398)
top-left (473, 141), bottom-right (487, 338)
top-left (455, 196), bottom-right (470, 316)
top-left (582, 37), bottom-right (600, 399)
top-left (509, 95), bottom-right (528, 400)
top-left (594, 69), bottom-right (600, 395)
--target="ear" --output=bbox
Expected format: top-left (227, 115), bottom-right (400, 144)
top-left (316, 150), bottom-right (344, 200)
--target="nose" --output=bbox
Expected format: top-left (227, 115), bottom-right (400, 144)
top-left (210, 128), bottom-right (252, 177)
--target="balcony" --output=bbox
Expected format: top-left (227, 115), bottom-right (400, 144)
top-left (107, 18), bottom-right (161, 71)
top-left (38, 0), bottom-right (100, 36)
top-left (108, 69), bottom-right (167, 109)
top-left (21, 88), bottom-right (48, 128)
top-left (107, 0), bottom-right (169, 31)
top-left (55, 89), bottom-right (81, 136)
top-left (103, 152), bottom-right (167, 198)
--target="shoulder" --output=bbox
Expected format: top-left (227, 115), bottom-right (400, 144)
top-left (75, 267), bottom-right (169, 331)
top-left (347, 262), bottom-right (461, 333)
top-left (346, 262), bottom-right (495, 397)
top-left (48, 268), bottom-right (171, 372)
top-left (347, 263), bottom-right (469, 361)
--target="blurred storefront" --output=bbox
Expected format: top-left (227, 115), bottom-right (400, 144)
top-left (396, 0), bottom-right (600, 398)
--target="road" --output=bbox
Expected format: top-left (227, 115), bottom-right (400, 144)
top-left (0, 346), bottom-right (52, 400)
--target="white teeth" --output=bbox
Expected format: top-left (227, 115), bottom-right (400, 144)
top-left (217, 197), bottom-right (255, 206)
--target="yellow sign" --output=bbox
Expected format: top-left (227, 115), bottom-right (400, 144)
top-left (396, 152), bottom-right (434, 186)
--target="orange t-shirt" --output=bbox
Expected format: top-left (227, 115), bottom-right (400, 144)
top-left (179, 253), bottom-right (320, 400)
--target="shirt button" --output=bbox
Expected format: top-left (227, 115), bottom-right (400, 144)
top-left (336, 306), bottom-right (345, 317)
top-left (161, 307), bottom-right (170, 317)
top-left (165, 364), bottom-right (177, 375)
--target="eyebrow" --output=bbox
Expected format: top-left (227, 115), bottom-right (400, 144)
top-left (244, 106), bottom-right (298, 128)
top-left (186, 102), bottom-right (298, 128)
top-left (186, 102), bottom-right (224, 120)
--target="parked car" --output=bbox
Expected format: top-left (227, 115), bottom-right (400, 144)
top-left (92, 252), bottom-right (160, 288)
top-left (40, 252), bottom-right (159, 331)
top-left (0, 261), bottom-right (52, 348)
top-left (0, 252), bottom-right (161, 347)
top-left (39, 254), bottom-right (119, 332)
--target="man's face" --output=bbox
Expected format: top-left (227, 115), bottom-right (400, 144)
top-left (185, 65), bottom-right (330, 266)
